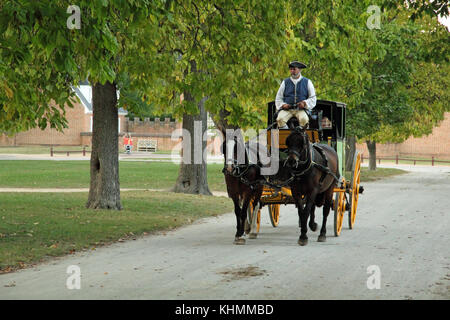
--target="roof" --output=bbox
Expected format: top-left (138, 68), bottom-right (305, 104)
top-left (71, 84), bottom-right (128, 115)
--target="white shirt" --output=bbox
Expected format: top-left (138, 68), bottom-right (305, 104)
top-left (275, 75), bottom-right (316, 110)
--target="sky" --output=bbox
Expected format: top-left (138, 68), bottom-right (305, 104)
top-left (438, 15), bottom-right (450, 30)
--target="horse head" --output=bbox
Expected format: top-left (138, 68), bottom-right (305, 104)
top-left (285, 126), bottom-right (310, 168)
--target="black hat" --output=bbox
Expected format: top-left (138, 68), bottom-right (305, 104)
top-left (289, 61), bottom-right (307, 69)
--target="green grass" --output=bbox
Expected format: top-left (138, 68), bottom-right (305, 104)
top-left (346, 167), bottom-right (407, 182)
top-left (0, 191), bottom-right (233, 272)
top-left (0, 161), bottom-right (228, 192)
top-left (0, 161), bottom-right (408, 191)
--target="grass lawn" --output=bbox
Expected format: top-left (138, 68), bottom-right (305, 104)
top-left (0, 161), bottom-right (407, 192)
top-left (0, 191), bottom-right (233, 272)
top-left (346, 167), bottom-right (408, 182)
top-left (0, 161), bottom-right (228, 191)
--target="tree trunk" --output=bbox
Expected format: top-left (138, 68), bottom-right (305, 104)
top-left (172, 93), bottom-right (212, 196)
top-left (86, 82), bottom-right (122, 210)
top-left (345, 136), bottom-right (356, 172)
top-left (366, 140), bottom-right (377, 171)
top-left (212, 103), bottom-right (239, 134)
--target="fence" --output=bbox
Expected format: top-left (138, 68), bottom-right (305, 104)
top-left (361, 155), bottom-right (450, 166)
top-left (50, 147), bottom-right (90, 157)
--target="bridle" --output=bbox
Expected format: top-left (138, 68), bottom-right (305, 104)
top-left (284, 129), bottom-right (311, 171)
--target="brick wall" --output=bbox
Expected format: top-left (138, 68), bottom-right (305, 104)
top-left (12, 101), bottom-right (90, 146)
top-left (356, 112), bottom-right (450, 159)
top-left (0, 134), bottom-right (15, 146)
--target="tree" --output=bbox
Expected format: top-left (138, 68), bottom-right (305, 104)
top-left (280, 0), bottom-right (385, 172)
top-left (347, 9), bottom-right (449, 170)
top-left (0, 0), bottom-right (166, 209)
top-left (383, 0), bottom-right (449, 20)
top-left (141, 0), bottom-right (291, 194)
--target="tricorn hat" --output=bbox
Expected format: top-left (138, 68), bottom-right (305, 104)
top-left (289, 61), bottom-right (307, 69)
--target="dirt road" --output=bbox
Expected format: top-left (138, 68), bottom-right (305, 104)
top-left (1, 170), bottom-right (449, 299)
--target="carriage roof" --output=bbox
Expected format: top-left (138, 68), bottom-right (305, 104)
top-left (267, 99), bottom-right (347, 141)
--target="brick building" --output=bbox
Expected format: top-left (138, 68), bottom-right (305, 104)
top-left (356, 112), bottom-right (450, 159)
top-left (0, 84), bottom-right (128, 147)
top-left (0, 84), bottom-right (222, 153)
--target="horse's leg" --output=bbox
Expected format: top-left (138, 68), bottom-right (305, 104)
top-left (232, 196), bottom-right (245, 245)
top-left (318, 187), bottom-right (334, 242)
top-left (249, 186), bottom-right (263, 239)
top-left (235, 194), bottom-right (251, 244)
top-left (309, 205), bottom-right (318, 232)
top-left (299, 187), bottom-right (319, 246)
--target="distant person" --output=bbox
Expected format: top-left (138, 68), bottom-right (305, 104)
top-left (123, 133), bottom-right (133, 154)
top-left (275, 61), bottom-right (317, 128)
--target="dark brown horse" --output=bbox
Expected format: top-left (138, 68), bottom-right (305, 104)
top-left (222, 138), bottom-right (263, 245)
top-left (284, 127), bottom-right (340, 246)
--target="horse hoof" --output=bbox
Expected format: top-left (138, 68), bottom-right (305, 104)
top-left (298, 238), bottom-right (308, 246)
top-left (309, 223), bottom-right (318, 232)
top-left (249, 233), bottom-right (258, 239)
top-left (318, 235), bottom-right (326, 242)
top-left (234, 237), bottom-right (246, 245)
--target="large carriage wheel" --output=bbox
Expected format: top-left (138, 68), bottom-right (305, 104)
top-left (333, 191), bottom-right (345, 236)
top-left (348, 151), bottom-right (362, 229)
top-left (268, 204), bottom-right (280, 227)
top-left (247, 200), bottom-right (261, 237)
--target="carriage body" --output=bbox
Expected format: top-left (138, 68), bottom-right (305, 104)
top-left (246, 100), bottom-right (362, 237)
top-left (266, 100), bottom-right (346, 176)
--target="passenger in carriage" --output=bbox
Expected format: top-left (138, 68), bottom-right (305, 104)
top-left (275, 61), bottom-right (317, 129)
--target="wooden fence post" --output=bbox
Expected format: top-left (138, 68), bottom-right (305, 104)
top-left (50, 147), bottom-right (53, 157)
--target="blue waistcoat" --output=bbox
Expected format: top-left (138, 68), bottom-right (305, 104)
top-left (283, 77), bottom-right (309, 105)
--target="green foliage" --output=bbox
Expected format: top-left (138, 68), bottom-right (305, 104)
top-left (348, 9), bottom-right (449, 143)
top-left (0, 0), bottom-right (164, 133)
top-left (139, 1), bottom-right (291, 129)
top-left (0, 0), bottom-right (447, 144)
top-left (383, 0), bottom-right (449, 20)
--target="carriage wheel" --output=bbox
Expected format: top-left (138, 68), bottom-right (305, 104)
top-left (248, 200), bottom-right (261, 236)
top-left (349, 151), bottom-right (362, 229)
top-left (334, 191), bottom-right (345, 236)
top-left (268, 204), bottom-right (280, 227)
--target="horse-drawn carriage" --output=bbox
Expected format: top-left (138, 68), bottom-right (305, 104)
top-left (246, 100), bottom-right (363, 239)
top-left (222, 99), bottom-right (363, 245)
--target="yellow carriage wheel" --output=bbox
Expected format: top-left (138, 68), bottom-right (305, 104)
top-left (334, 191), bottom-right (345, 236)
top-left (268, 204), bottom-right (280, 227)
top-left (349, 151), bottom-right (362, 229)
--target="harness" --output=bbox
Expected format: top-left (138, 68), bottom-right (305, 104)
top-left (288, 140), bottom-right (339, 187)
top-left (222, 139), bottom-right (264, 189)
